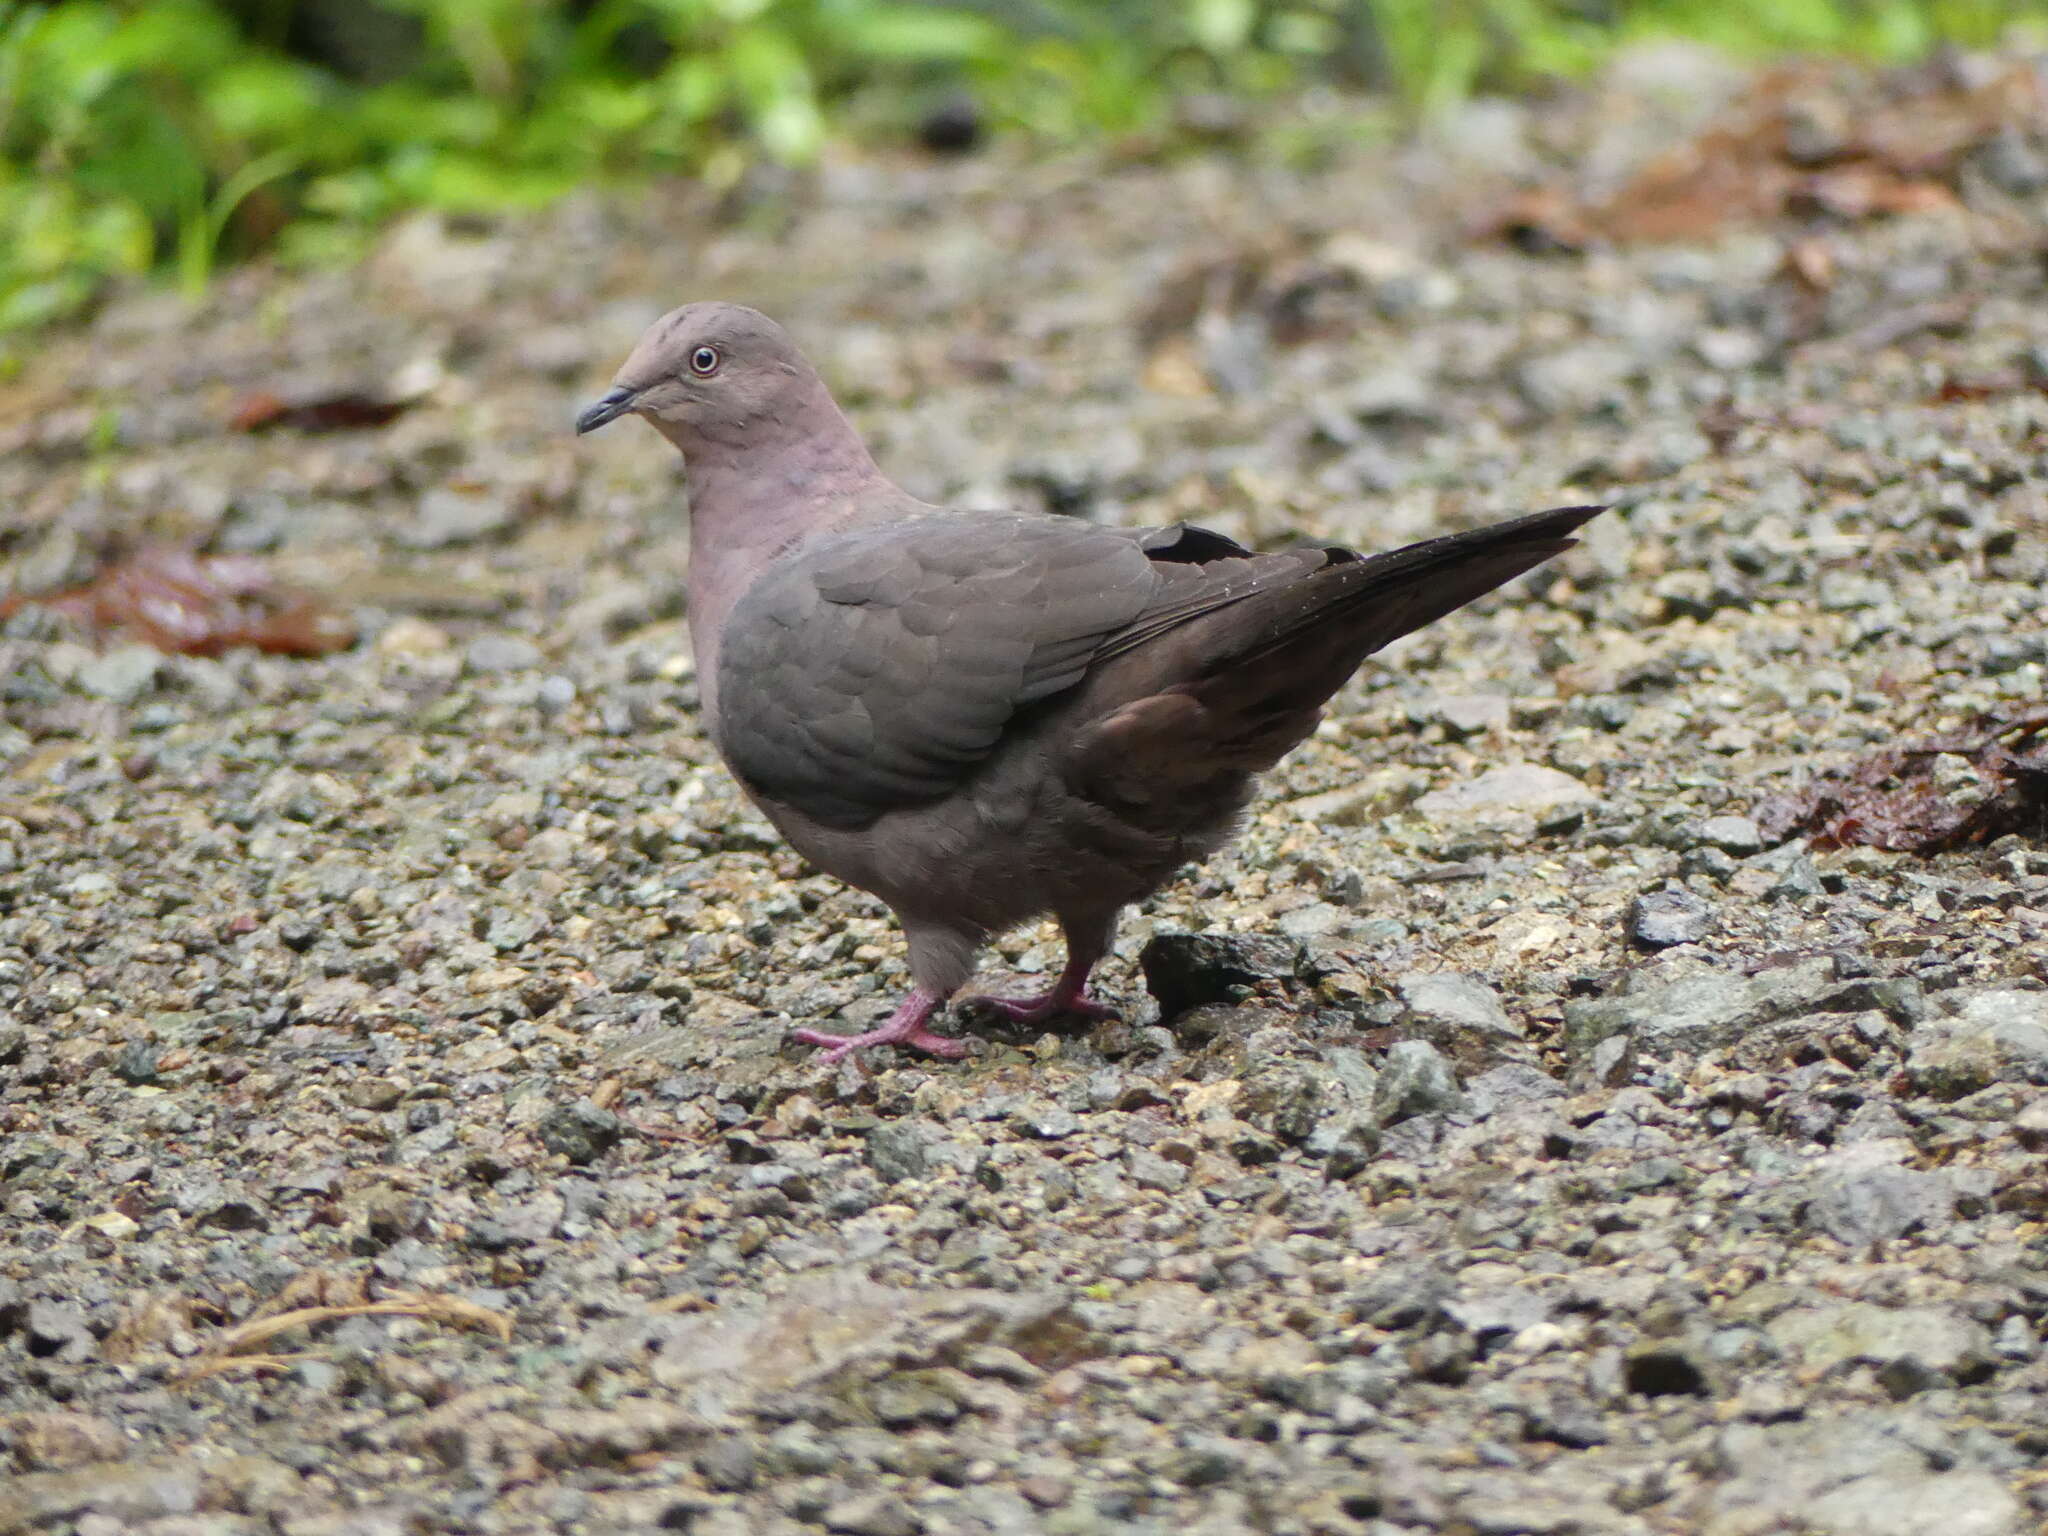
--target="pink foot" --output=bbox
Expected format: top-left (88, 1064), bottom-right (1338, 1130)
top-left (789, 988), bottom-right (967, 1065)
top-left (962, 986), bottom-right (1119, 1028)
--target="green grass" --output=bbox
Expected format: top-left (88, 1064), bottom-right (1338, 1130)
top-left (3, 0), bottom-right (2045, 336)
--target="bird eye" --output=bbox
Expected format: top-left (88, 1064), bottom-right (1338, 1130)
top-left (689, 345), bottom-right (721, 377)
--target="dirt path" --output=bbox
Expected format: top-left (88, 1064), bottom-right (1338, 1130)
top-left (2, 45), bottom-right (2047, 1536)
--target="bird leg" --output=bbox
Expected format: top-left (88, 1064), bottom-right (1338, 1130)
top-left (789, 986), bottom-right (968, 1064)
top-left (963, 947), bottom-right (1116, 1027)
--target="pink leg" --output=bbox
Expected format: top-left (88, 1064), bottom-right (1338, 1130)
top-left (789, 987), bottom-right (968, 1065)
top-left (963, 950), bottom-right (1117, 1028)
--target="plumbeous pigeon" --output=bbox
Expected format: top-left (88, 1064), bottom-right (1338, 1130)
top-left (578, 302), bottom-right (1600, 1062)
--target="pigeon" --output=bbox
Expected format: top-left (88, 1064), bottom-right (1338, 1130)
top-left (578, 302), bottom-right (1600, 1062)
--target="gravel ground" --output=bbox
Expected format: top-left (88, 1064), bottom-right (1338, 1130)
top-left (4, 44), bottom-right (2048, 1536)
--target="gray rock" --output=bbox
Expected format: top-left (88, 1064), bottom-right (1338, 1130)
top-left (1696, 814), bottom-right (1764, 855)
top-left (1139, 931), bottom-right (1305, 1018)
top-left (465, 634), bottom-right (543, 674)
top-left (1396, 970), bottom-right (1520, 1043)
top-left (865, 1121), bottom-right (938, 1183)
top-left (1906, 990), bottom-right (2048, 1098)
top-left (75, 644), bottom-right (162, 703)
top-left (1804, 1166), bottom-right (1956, 1246)
top-left (1125, 1147), bottom-right (1188, 1192)
top-left (1413, 763), bottom-right (1594, 827)
top-left (1629, 888), bottom-right (1713, 947)
top-left (536, 1101), bottom-right (622, 1165)
top-left (1767, 1302), bottom-right (1993, 1381)
top-left (403, 486), bottom-right (516, 548)
top-left (0, 1463), bottom-right (202, 1529)
top-left (1430, 693), bottom-right (1510, 737)
top-left (1373, 1040), bottom-right (1465, 1125)
top-left (1563, 956), bottom-right (1845, 1062)
top-left (25, 1299), bottom-right (94, 1360)
top-left (1799, 1469), bottom-right (2022, 1536)
top-left (1514, 342), bottom-right (1637, 415)
top-left (823, 1489), bottom-right (924, 1536)
top-left (1463, 1062), bottom-right (1565, 1117)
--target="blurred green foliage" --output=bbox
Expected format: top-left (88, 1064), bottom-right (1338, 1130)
top-left (2, 0), bottom-right (2044, 331)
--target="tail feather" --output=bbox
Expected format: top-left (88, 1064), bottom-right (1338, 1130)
top-left (1062, 503), bottom-right (1602, 820)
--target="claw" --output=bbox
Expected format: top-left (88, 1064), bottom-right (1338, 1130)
top-left (789, 987), bottom-right (966, 1064)
top-left (961, 987), bottom-right (1119, 1028)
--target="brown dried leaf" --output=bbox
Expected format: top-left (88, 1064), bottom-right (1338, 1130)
top-left (1483, 60), bottom-right (2043, 248)
top-left (1756, 708), bottom-right (2048, 853)
top-left (229, 388), bottom-right (413, 434)
top-left (1, 546), bottom-right (356, 658)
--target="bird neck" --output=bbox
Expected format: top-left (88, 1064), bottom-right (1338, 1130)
top-left (675, 394), bottom-right (899, 729)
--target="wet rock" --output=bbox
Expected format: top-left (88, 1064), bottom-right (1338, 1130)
top-left (1139, 932), bottom-right (1305, 1018)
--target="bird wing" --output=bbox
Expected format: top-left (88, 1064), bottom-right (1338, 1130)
top-left (714, 504), bottom-right (1600, 831)
top-left (715, 514), bottom-right (1166, 828)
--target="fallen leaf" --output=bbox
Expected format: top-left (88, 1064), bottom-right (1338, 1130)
top-left (1, 546), bottom-right (356, 657)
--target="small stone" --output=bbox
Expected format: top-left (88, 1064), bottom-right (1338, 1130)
top-left (1629, 888), bottom-right (1713, 948)
top-left (822, 1489), bottom-right (924, 1536)
top-left (1431, 694), bottom-right (1510, 737)
top-left (345, 1078), bottom-right (406, 1112)
top-left (1563, 956), bottom-right (1840, 1062)
top-left (1696, 814), bottom-right (1764, 855)
top-left (75, 645), bottom-right (161, 703)
top-left (1013, 1102), bottom-right (1081, 1140)
top-left (1804, 1166), bottom-right (1955, 1246)
top-left (113, 1040), bottom-right (159, 1085)
top-left (1019, 1475), bottom-right (1071, 1508)
top-left (375, 617), bottom-right (450, 655)
top-left (1396, 970), bottom-right (1519, 1044)
top-left (1768, 1301), bottom-right (1992, 1383)
top-left (1125, 1148), bottom-right (1188, 1192)
top-left (692, 1436), bottom-right (757, 1492)
top-left (865, 1121), bottom-right (936, 1183)
top-left (1168, 1434), bottom-right (1245, 1487)
top-left (24, 1300), bottom-right (94, 1361)
top-left (1139, 931), bottom-right (1304, 1018)
top-left (1414, 763), bottom-right (1594, 826)
top-left (1373, 1040), bottom-right (1465, 1126)
top-left (465, 635), bottom-right (542, 674)
top-left (404, 486), bottom-right (516, 548)
top-left (1906, 990), bottom-right (2048, 1098)
top-left (536, 1101), bottom-right (622, 1166)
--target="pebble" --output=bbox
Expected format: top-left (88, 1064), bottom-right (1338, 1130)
top-left (1629, 887), bottom-right (1714, 947)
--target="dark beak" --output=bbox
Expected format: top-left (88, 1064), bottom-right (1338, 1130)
top-left (576, 386), bottom-right (639, 435)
